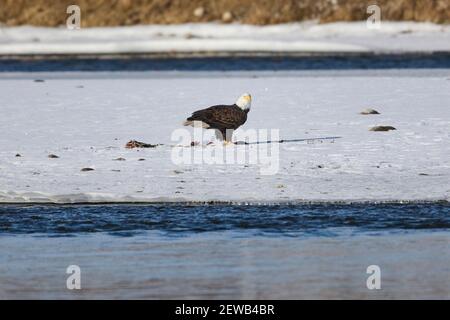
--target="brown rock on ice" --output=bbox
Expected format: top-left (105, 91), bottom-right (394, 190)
top-left (369, 126), bottom-right (396, 131)
top-left (360, 108), bottom-right (380, 115)
top-left (81, 167), bottom-right (95, 172)
top-left (48, 154), bottom-right (59, 158)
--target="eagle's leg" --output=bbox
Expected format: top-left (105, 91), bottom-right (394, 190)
top-left (214, 129), bottom-right (224, 143)
top-left (223, 129), bottom-right (234, 145)
top-left (214, 129), bottom-right (234, 145)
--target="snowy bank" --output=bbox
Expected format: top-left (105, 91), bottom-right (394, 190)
top-left (0, 71), bottom-right (449, 203)
top-left (0, 22), bottom-right (449, 55)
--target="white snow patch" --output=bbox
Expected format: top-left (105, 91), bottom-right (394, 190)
top-left (0, 73), bottom-right (449, 203)
top-left (0, 22), bottom-right (449, 55)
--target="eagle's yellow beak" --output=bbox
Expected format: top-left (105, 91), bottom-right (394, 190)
top-left (244, 94), bottom-right (252, 102)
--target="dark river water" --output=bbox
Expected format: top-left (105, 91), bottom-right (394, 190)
top-left (1, 53), bottom-right (450, 72)
top-left (0, 203), bottom-right (449, 237)
top-left (0, 203), bottom-right (449, 299)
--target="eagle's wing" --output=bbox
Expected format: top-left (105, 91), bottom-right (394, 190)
top-left (188, 105), bottom-right (244, 129)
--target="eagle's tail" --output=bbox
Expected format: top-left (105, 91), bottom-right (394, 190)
top-left (182, 120), bottom-right (210, 128)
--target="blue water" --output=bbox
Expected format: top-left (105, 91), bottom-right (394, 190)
top-left (1, 203), bottom-right (449, 299)
top-left (1, 53), bottom-right (450, 72)
top-left (1, 203), bottom-right (449, 237)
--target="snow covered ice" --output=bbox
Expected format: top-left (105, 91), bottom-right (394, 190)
top-left (0, 71), bottom-right (449, 203)
top-left (0, 22), bottom-right (449, 55)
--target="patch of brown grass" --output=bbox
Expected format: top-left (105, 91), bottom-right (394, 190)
top-left (0, 0), bottom-right (448, 27)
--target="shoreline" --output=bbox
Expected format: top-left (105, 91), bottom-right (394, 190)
top-left (1, 22), bottom-right (449, 56)
top-left (1, 51), bottom-right (450, 60)
top-left (0, 197), bottom-right (449, 206)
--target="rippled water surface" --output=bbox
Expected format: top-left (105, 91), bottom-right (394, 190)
top-left (1, 203), bottom-right (449, 237)
top-left (2, 53), bottom-right (450, 72)
top-left (0, 203), bottom-right (449, 299)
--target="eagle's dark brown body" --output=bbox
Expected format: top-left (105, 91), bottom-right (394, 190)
top-left (185, 104), bottom-right (249, 141)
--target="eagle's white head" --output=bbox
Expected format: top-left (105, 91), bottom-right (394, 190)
top-left (235, 93), bottom-right (252, 111)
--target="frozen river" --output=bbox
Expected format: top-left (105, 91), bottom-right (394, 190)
top-left (0, 55), bottom-right (449, 299)
top-left (1, 62), bottom-right (449, 203)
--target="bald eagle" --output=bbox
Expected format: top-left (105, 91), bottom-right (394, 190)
top-left (183, 93), bottom-right (251, 143)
